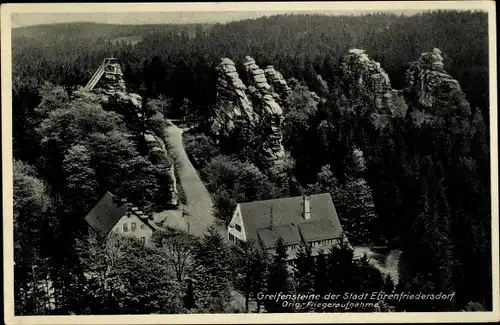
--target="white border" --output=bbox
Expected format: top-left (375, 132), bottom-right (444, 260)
top-left (2, 1), bottom-right (498, 324)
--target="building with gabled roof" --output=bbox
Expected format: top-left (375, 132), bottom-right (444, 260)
top-left (84, 191), bottom-right (162, 247)
top-left (227, 193), bottom-right (347, 259)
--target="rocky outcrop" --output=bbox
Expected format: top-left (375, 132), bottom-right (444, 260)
top-left (336, 47), bottom-right (471, 128)
top-left (99, 61), bottom-right (127, 94)
top-left (264, 65), bottom-right (291, 103)
top-left (243, 56), bottom-right (286, 165)
top-left (340, 49), bottom-right (394, 115)
top-left (77, 59), bottom-right (179, 207)
top-left (404, 48), bottom-right (471, 118)
top-left (213, 56), bottom-right (286, 172)
top-left (212, 58), bottom-right (255, 138)
top-left (244, 56), bottom-right (272, 99)
top-left (144, 132), bottom-right (178, 207)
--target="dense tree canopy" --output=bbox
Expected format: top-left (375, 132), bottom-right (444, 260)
top-left (11, 10), bottom-right (492, 314)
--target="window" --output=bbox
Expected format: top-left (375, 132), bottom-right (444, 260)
top-left (140, 223), bottom-right (145, 229)
top-left (235, 224), bottom-right (242, 232)
top-left (123, 223), bottom-right (128, 232)
top-left (229, 233), bottom-right (235, 242)
top-left (141, 237), bottom-right (146, 245)
top-left (131, 222), bottom-right (136, 232)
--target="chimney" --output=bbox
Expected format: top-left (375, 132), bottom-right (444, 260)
top-left (303, 195), bottom-right (311, 220)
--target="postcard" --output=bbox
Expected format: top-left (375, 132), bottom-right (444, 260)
top-left (2, 1), bottom-right (498, 324)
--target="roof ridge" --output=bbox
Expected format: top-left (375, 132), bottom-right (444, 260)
top-left (239, 192), bottom-right (330, 205)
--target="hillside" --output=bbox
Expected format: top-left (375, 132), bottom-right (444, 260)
top-left (12, 21), bottom-right (213, 40)
top-left (12, 11), bottom-right (489, 120)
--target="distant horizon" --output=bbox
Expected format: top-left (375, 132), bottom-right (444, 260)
top-left (10, 9), bottom-right (484, 28)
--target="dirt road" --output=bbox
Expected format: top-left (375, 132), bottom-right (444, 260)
top-left (164, 122), bottom-right (227, 239)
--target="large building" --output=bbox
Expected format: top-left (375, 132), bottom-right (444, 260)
top-left (84, 191), bottom-right (161, 247)
top-left (227, 193), bottom-right (347, 259)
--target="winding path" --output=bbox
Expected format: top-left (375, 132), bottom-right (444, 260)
top-left (164, 122), bottom-right (226, 239)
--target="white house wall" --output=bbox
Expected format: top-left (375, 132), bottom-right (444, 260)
top-left (111, 213), bottom-right (154, 246)
top-left (228, 204), bottom-right (247, 242)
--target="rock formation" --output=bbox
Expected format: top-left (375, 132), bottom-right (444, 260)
top-left (212, 58), bottom-right (256, 138)
top-left (340, 49), bottom-right (394, 115)
top-left (264, 65), bottom-right (291, 103)
top-left (243, 56), bottom-right (286, 166)
top-left (244, 56), bottom-right (272, 98)
top-left (259, 94), bottom-right (286, 167)
top-left (213, 56), bottom-right (286, 172)
top-left (404, 48), bottom-right (471, 118)
top-left (98, 60), bottom-right (127, 94)
top-left (336, 47), bottom-right (470, 128)
top-left (144, 132), bottom-right (178, 206)
top-left (76, 59), bottom-right (179, 206)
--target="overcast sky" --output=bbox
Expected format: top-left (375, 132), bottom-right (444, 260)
top-left (12, 10), bottom-right (430, 28)
top-left (9, 1), bottom-right (488, 29)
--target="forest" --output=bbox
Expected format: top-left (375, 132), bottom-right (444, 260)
top-left (12, 10), bottom-right (492, 314)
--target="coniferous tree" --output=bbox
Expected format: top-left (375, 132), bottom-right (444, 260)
top-left (312, 249), bottom-right (328, 299)
top-left (326, 236), bottom-right (356, 296)
top-left (250, 249), bottom-right (268, 313)
top-left (231, 240), bottom-right (261, 312)
top-left (183, 280), bottom-right (196, 311)
top-left (355, 255), bottom-right (384, 293)
top-left (265, 237), bottom-right (292, 313)
top-left (294, 243), bottom-right (314, 294)
top-left (383, 274), bottom-right (395, 293)
top-left (192, 227), bottom-right (232, 313)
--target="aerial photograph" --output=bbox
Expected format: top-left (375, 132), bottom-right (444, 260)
top-left (5, 2), bottom-right (495, 319)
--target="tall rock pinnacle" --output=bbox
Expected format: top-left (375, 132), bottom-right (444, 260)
top-left (212, 56), bottom-right (286, 174)
top-left (340, 49), bottom-right (394, 115)
top-left (404, 48), bottom-right (471, 118)
top-left (212, 58), bottom-right (256, 138)
top-left (264, 65), bottom-right (291, 104)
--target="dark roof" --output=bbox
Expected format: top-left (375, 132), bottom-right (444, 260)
top-left (84, 191), bottom-right (130, 237)
top-left (239, 193), bottom-right (343, 248)
top-left (298, 219), bottom-right (339, 242)
top-left (257, 225), bottom-right (301, 248)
